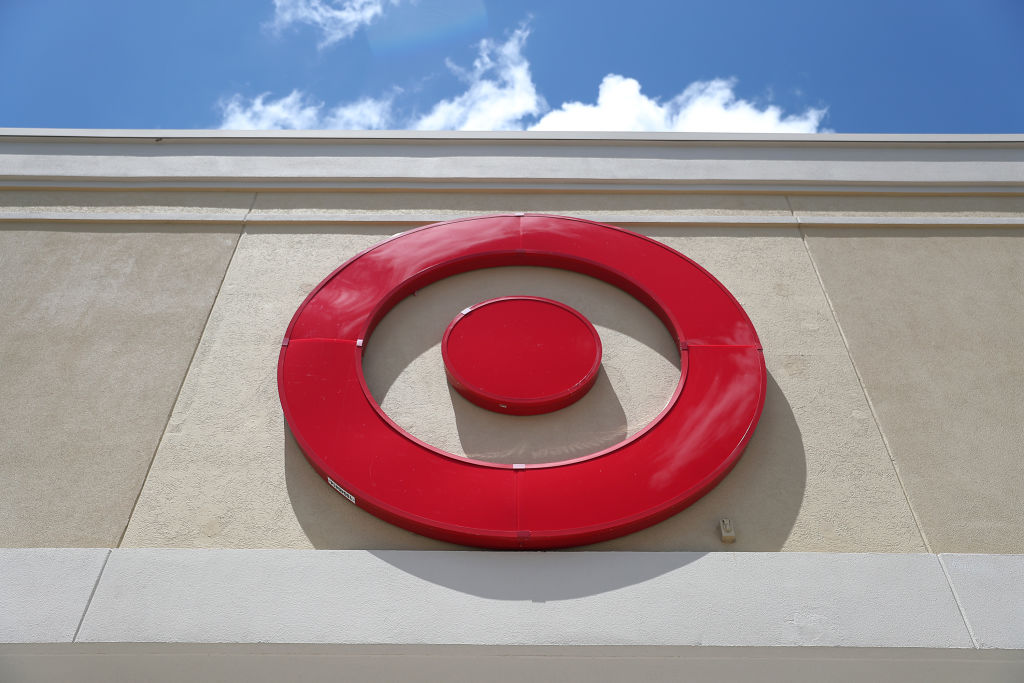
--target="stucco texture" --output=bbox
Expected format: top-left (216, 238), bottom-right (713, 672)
top-left (805, 227), bottom-right (1024, 553)
top-left (120, 220), bottom-right (924, 552)
top-left (0, 224), bottom-right (239, 546)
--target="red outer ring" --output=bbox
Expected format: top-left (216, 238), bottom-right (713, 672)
top-left (278, 214), bottom-right (766, 549)
top-left (440, 296), bottom-right (603, 416)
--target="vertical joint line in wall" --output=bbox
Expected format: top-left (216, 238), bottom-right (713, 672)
top-left (114, 196), bottom-right (250, 548)
top-left (72, 548), bottom-right (111, 643)
top-left (786, 195), bottom-right (933, 553)
top-left (243, 191), bottom-right (258, 230)
top-left (937, 555), bottom-right (980, 648)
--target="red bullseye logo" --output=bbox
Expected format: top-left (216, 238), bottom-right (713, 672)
top-left (278, 214), bottom-right (766, 549)
top-left (442, 296), bottom-right (603, 416)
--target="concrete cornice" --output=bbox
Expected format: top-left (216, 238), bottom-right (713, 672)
top-left (1, 129), bottom-right (1023, 194)
top-left (4, 128), bottom-right (1024, 144)
top-left (3, 210), bottom-right (1022, 229)
top-left (4, 549), bottom-right (1024, 649)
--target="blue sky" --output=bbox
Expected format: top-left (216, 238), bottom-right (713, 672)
top-left (1, 0), bottom-right (1022, 132)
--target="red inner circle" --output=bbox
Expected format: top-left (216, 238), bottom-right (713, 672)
top-left (442, 296), bottom-right (601, 413)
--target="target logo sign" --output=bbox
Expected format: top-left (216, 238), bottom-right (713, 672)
top-left (278, 214), bottom-right (766, 549)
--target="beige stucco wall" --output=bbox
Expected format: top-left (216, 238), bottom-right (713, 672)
top-left (0, 224), bottom-right (239, 547)
top-left (1, 132), bottom-right (1022, 554)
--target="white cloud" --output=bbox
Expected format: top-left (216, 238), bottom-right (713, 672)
top-left (531, 75), bottom-right (826, 133)
top-left (219, 90), bottom-right (323, 130)
top-left (412, 26), bottom-right (544, 131)
top-left (324, 94), bottom-right (397, 129)
top-left (270, 0), bottom-right (395, 48)
top-left (218, 90), bottom-right (395, 130)
top-left (667, 78), bottom-right (827, 133)
top-left (220, 24), bottom-right (828, 132)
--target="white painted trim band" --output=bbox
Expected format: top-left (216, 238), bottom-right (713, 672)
top-left (3, 132), bottom-right (1024, 193)
top-left (0, 211), bottom-right (1020, 229)
top-left (4, 549), bottom-right (1021, 648)
top-left (4, 180), bottom-right (1024, 194)
top-left (4, 128), bottom-right (1024, 142)
top-left (0, 549), bottom-right (110, 643)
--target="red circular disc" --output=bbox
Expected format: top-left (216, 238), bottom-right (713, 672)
top-left (442, 296), bottom-right (602, 415)
top-left (278, 214), bottom-right (766, 549)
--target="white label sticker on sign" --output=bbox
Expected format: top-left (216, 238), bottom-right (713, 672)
top-left (327, 477), bottom-right (356, 504)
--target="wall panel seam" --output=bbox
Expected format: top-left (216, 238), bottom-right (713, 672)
top-left (786, 195), bottom-right (932, 553)
top-left (71, 549), bottom-right (110, 644)
top-left (113, 196), bottom-right (252, 547)
top-left (936, 554), bottom-right (981, 648)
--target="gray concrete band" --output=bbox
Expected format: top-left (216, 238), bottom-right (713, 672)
top-left (3, 549), bottom-right (1022, 648)
top-left (3, 131), bottom-right (1024, 191)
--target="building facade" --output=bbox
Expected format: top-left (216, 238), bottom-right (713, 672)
top-left (1, 130), bottom-right (1022, 680)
